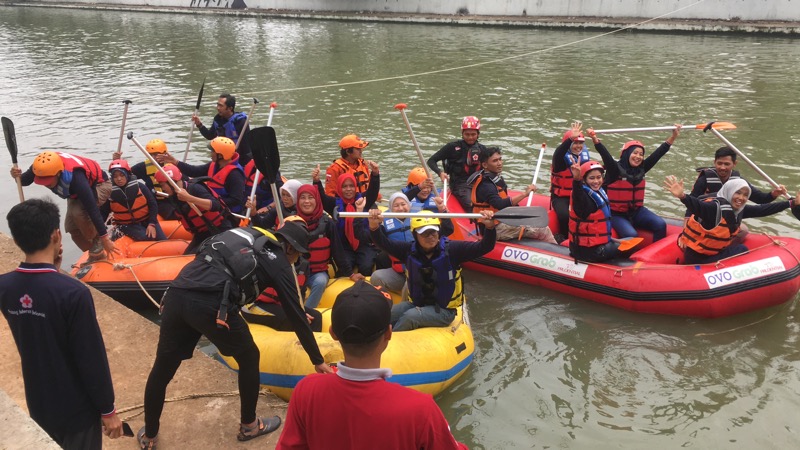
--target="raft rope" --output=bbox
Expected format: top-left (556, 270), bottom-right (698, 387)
top-left (117, 389), bottom-right (282, 421)
top-left (113, 263), bottom-right (161, 309)
top-left (233, 0), bottom-right (708, 97)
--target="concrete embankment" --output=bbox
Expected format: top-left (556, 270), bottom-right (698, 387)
top-left (0, 233), bottom-right (287, 449)
top-left (2, 2), bottom-right (800, 34)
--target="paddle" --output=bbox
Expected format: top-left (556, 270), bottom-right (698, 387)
top-left (235, 97), bottom-right (259, 151)
top-left (245, 102), bottom-right (277, 220)
top-left (115, 100), bottom-right (132, 156)
top-left (128, 132), bottom-right (204, 217)
top-left (519, 142), bottom-right (547, 240)
top-left (183, 77), bottom-right (206, 162)
top-left (394, 103), bottom-right (440, 197)
top-left (340, 206), bottom-right (550, 229)
top-left (2, 117), bottom-right (24, 202)
top-left (616, 237), bottom-right (644, 252)
top-left (594, 122), bottom-right (736, 134)
top-left (704, 124), bottom-right (799, 220)
top-left (249, 125), bottom-right (306, 306)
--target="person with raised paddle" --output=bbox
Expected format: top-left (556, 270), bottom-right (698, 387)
top-left (426, 115), bottom-right (486, 210)
top-left (276, 280), bottom-right (468, 450)
top-left (602, 125), bottom-right (682, 243)
top-left (550, 123), bottom-right (594, 244)
top-left (324, 134), bottom-right (375, 198)
top-left (243, 156), bottom-right (284, 212)
top-left (367, 209), bottom-right (496, 331)
top-left (154, 163), bottom-right (234, 254)
top-left (160, 136), bottom-right (247, 214)
top-left (138, 219), bottom-right (333, 449)
top-left (11, 151), bottom-right (116, 263)
top-left (314, 163), bottom-right (381, 278)
top-left (665, 175), bottom-right (797, 265)
top-left (568, 160), bottom-right (624, 263)
top-left (0, 198), bottom-right (124, 449)
top-left (191, 92), bottom-right (253, 165)
top-left (112, 138), bottom-right (177, 220)
top-left (471, 146), bottom-right (557, 243)
top-left (104, 159), bottom-right (166, 241)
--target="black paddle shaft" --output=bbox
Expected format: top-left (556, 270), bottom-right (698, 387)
top-left (2, 117), bottom-right (18, 163)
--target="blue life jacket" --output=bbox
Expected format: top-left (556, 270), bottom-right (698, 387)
top-left (405, 238), bottom-right (463, 309)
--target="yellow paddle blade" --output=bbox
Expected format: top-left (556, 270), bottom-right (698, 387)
top-left (694, 121), bottom-right (736, 131)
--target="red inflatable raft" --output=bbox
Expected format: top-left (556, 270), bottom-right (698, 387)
top-left (448, 193), bottom-right (800, 318)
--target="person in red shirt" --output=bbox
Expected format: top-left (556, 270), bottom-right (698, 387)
top-left (276, 280), bottom-right (469, 450)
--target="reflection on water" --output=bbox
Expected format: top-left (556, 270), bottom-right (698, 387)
top-left (1, 7), bottom-right (799, 448)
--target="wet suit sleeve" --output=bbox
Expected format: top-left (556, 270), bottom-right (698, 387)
top-left (263, 254), bottom-right (324, 366)
top-left (188, 182), bottom-right (222, 212)
top-left (680, 195), bottom-right (720, 227)
top-left (68, 285), bottom-right (116, 416)
top-left (427, 142), bottom-right (454, 176)
top-left (439, 218), bottom-right (455, 237)
top-left (641, 142), bottom-right (671, 173)
top-left (315, 180), bottom-right (338, 216)
top-left (742, 200), bottom-right (790, 218)
top-left (370, 227), bottom-right (413, 262)
top-left (448, 227), bottom-right (496, 267)
top-left (476, 179), bottom-right (512, 210)
top-left (251, 208), bottom-right (278, 229)
top-left (222, 169), bottom-right (245, 211)
top-left (594, 142), bottom-right (619, 183)
top-left (198, 114), bottom-right (221, 140)
top-left (747, 181), bottom-right (776, 204)
top-left (551, 140), bottom-right (571, 173)
top-left (403, 184), bottom-right (421, 199)
top-left (364, 173), bottom-right (380, 210)
top-left (175, 161), bottom-right (213, 178)
top-left (69, 171), bottom-right (108, 237)
top-left (131, 162), bottom-right (154, 191)
top-left (571, 180), bottom-right (598, 219)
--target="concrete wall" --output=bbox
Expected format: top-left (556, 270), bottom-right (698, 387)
top-left (24, 0), bottom-right (800, 21)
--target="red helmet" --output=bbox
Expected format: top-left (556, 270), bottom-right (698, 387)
top-left (562, 130), bottom-right (585, 143)
top-left (580, 161), bottom-right (604, 179)
top-left (108, 159), bottom-right (131, 173)
top-left (621, 140), bottom-right (645, 157)
top-left (461, 116), bottom-right (480, 131)
top-left (154, 164), bottom-right (182, 183)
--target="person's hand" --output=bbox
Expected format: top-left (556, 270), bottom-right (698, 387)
top-left (349, 273), bottom-right (365, 282)
top-left (111, 151), bottom-right (122, 161)
top-left (479, 210), bottom-right (496, 229)
top-left (176, 188), bottom-right (194, 203)
top-left (9, 167), bottom-right (21, 178)
top-left (191, 114), bottom-right (202, 127)
top-left (421, 177), bottom-right (434, 191)
top-left (433, 195), bottom-right (447, 212)
top-left (367, 160), bottom-right (379, 174)
top-left (101, 413), bottom-right (123, 439)
top-left (368, 208), bottom-right (383, 230)
top-left (570, 162), bottom-right (581, 180)
top-left (245, 196), bottom-right (256, 211)
top-left (439, 172), bottom-right (449, 183)
top-left (771, 184), bottom-right (788, 199)
top-left (355, 197), bottom-right (366, 211)
top-left (664, 175), bottom-right (685, 199)
top-left (586, 128), bottom-right (597, 139)
top-left (146, 223), bottom-right (157, 239)
top-left (305, 313), bottom-right (314, 324)
top-left (525, 184), bottom-right (536, 195)
top-left (315, 362), bottom-right (334, 374)
top-left (672, 124), bottom-right (682, 139)
top-left (311, 164), bottom-right (321, 183)
top-left (256, 206), bottom-right (270, 215)
top-left (160, 153), bottom-right (177, 166)
top-left (570, 120), bottom-right (583, 138)
top-left (101, 236), bottom-right (119, 260)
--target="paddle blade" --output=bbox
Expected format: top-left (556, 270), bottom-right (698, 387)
top-left (494, 206), bottom-right (550, 228)
top-left (249, 126), bottom-right (280, 184)
top-left (617, 237), bottom-right (644, 252)
top-left (2, 117), bottom-right (18, 163)
top-left (700, 121), bottom-right (737, 131)
top-left (195, 77), bottom-right (206, 110)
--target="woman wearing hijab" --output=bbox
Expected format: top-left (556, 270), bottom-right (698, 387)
top-left (251, 179), bottom-right (302, 229)
top-left (603, 125), bottom-right (681, 242)
top-left (312, 164), bottom-right (380, 277)
top-left (665, 175), bottom-right (797, 265)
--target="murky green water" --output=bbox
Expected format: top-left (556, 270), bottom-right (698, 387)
top-left (1, 7), bottom-right (799, 448)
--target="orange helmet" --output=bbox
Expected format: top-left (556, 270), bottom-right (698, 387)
top-left (154, 164), bottom-right (182, 183)
top-left (461, 116), bottom-right (480, 131)
top-left (32, 151), bottom-right (64, 177)
top-left (406, 167), bottom-right (428, 186)
top-left (208, 137), bottom-right (236, 160)
top-left (579, 161), bottom-right (604, 179)
top-left (146, 139), bottom-right (168, 154)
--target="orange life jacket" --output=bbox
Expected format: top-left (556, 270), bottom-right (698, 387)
top-left (470, 171), bottom-right (508, 214)
top-left (679, 198), bottom-right (739, 255)
top-left (109, 179), bottom-right (150, 225)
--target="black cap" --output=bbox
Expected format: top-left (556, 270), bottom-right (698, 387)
top-left (331, 280), bottom-right (393, 344)
top-left (273, 220), bottom-right (309, 254)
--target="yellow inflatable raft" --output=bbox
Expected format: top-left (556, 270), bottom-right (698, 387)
top-left (217, 278), bottom-right (475, 401)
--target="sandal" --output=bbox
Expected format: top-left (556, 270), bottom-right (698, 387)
top-left (237, 416), bottom-right (281, 442)
top-left (137, 426), bottom-right (158, 450)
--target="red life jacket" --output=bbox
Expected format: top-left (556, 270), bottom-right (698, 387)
top-left (605, 178), bottom-right (646, 213)
top-left (569, 186), bottom-right (613, 247)
top-left (255, 269), bottom-right (308, 305)
top-left (53, 153), bottom-right (106, 199)
top-left (470, 171), bottom-right (508, 214)
top-left (550, 167), bottom-right (575, 198)
top-left (307, 215), bottom-right (333, 274)
top-left (206, 155), bottom-right (244, 205)
top-left (109, 179), bottom-right (150, 224)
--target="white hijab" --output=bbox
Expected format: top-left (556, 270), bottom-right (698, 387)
top-left (716, 178), bottom-right (751, 214)
top-left (280, 179), bottom-right (302, 205)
